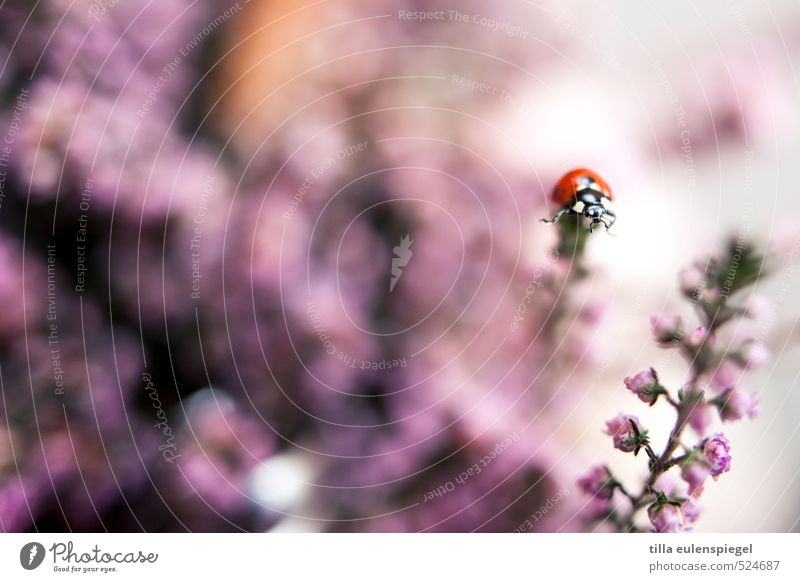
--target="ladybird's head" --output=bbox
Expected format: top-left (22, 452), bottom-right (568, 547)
top-left (585, 205), bottom-right (604, 221)
top-left (584, 205), bottom-right (612, 233)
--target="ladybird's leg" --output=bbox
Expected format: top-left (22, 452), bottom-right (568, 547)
top-left (601, 213), bottom-right (617, 235)
top-left (539, 208), bottom-right (574, 224)
top-left (601, 211), bottom-right (616, 231)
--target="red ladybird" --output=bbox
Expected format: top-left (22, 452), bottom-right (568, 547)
top-left (541, 168), bottom-right (616, 232)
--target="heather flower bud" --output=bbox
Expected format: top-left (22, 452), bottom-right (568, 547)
top-left (702, 433), bottom-right (732, 479)
top-left (741, 342), bottom-right (770, 369)
top-left (682, 496), bottom-right (701, 524)
top-left (680, 460), bottom-right (710, 495)
top-left (715, 388), bottom-right (759, 422)
top-left (576, 465), bottom-right (614, 500)
top-left (686, 326), bottom-right (713, 349)
top-left (604, 414), bottom-right (644, 453)
top-left (624, 368), bottom-right (662, 405)
top-left (686, 398), bottom-right (714, 434)
top-left (679, 265), bottom-right (705, 295)
top-left (744, 295), bottom-right (771, 320)
top-left (710, 359), bottom-right (743, 393)
top-left (648, 501), bottom-right (685, 533)
top-left (650, 314), bottom-right (683, 344)
top-left (699, 286), bottom-right (722, 305)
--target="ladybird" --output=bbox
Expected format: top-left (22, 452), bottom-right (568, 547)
top-left (540, 168), bottom-right (616, 232)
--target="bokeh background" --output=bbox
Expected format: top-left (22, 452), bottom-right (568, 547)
top-left (0, 0), bottom-right (799, 532)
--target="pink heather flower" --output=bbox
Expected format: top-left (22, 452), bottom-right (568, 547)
top-left (703, 433), bottom-right (732, 478)
top-left (681, 461), bottom-right (710, 495)
top-left (744, 295), bottom-right (771, 320)
top-left (604, 414), bottom-right (641, 453)
top-left (686, 326), bottom-right (713, 349)
top-left (648, 502), bottom-right (685, 533)
top-left (716, 388), bottom-right (759, 421)
top-left (624, 368), bottom-right (659, 404)
top-left (710, 359), bottom-right (743, 393)
top-left (679, 265), bottom-right (705, 294)
top-left (699, 286), bottom-right (722, 305)
top-left (654, 472), bottom-right (682, 497)
top-left (650, 314), bottom-right (682, 343)
top-left (687, 398), bottom-right (715, 434)
top-left (576, 465), bottom-right (614, 500)
top-left (741, 342), bottom-right (770, 369)
top-left (682, 496), bottom-right (701, 524)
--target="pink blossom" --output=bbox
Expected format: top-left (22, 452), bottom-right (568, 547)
top-left (682, 496), bottom-right (701, 524)
top-left (648, 503), bottom-right (685, 533)
top-left (681, 462), bottom-right (710, 495)
top-left (604, 414), bottom-right (641, 453)
top-left (624, 368), bottom-right (659, 404)
top-left (703, 433), bottom-right (732, 478)
top-left (576, 465), bottom-right (614, 499)
top-left (699, 286), bottom-right (723, 305)
top-left (654, 472), bottom-right (682, 497)
top-left (744, 295), bottom-right (771, 320)
top-left (716, 388), bottom-right (759, 422)
top-left (687, 399), bottom-right (715, 434)
top-left (709, 359), bottom-right (743, 393)
top-left (742, 342), bottom-right (770, 369)
top-left (679, 266), bottom-right (705, 294)
top-left (650, 314), bottom-right (682, 343)
top-left (687, 326), bottom-right (713, 349)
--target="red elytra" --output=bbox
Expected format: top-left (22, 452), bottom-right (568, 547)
top-left (550, 168), bottom-right (614, 206)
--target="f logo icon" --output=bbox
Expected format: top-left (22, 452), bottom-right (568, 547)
top-left (20, 542), bottom-right (46, 570)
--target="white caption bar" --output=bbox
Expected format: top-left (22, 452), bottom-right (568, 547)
top-left (0, 533), bottom-right (798, 581)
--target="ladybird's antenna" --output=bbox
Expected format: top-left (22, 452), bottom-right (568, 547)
top-left (602, 216), bottom-right (617, 236)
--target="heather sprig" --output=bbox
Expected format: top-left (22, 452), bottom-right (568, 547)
top-left (578, 238), bottom-right (772, 533)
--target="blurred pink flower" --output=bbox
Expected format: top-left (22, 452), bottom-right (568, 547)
top-left (741, 343), bottom-right (770, 369)
top-left (624, 368), bottom-right (659, 405)
top-left (687, 399), bottom-right (715, 435)
top-left (604, 414), bottom-right (641, 453)
top-left (648, 503), bottom-right (685, 533)
top-left (681, 461), bottom-right (710, 496)
top-left (650, 314), bottom-right (682, 344)
top-left (716, 388), bottom-right (759, 422)
top-left (703, 434), bottom-right (732, 479)
top-left (576, 465), bottom-right (614, 500)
